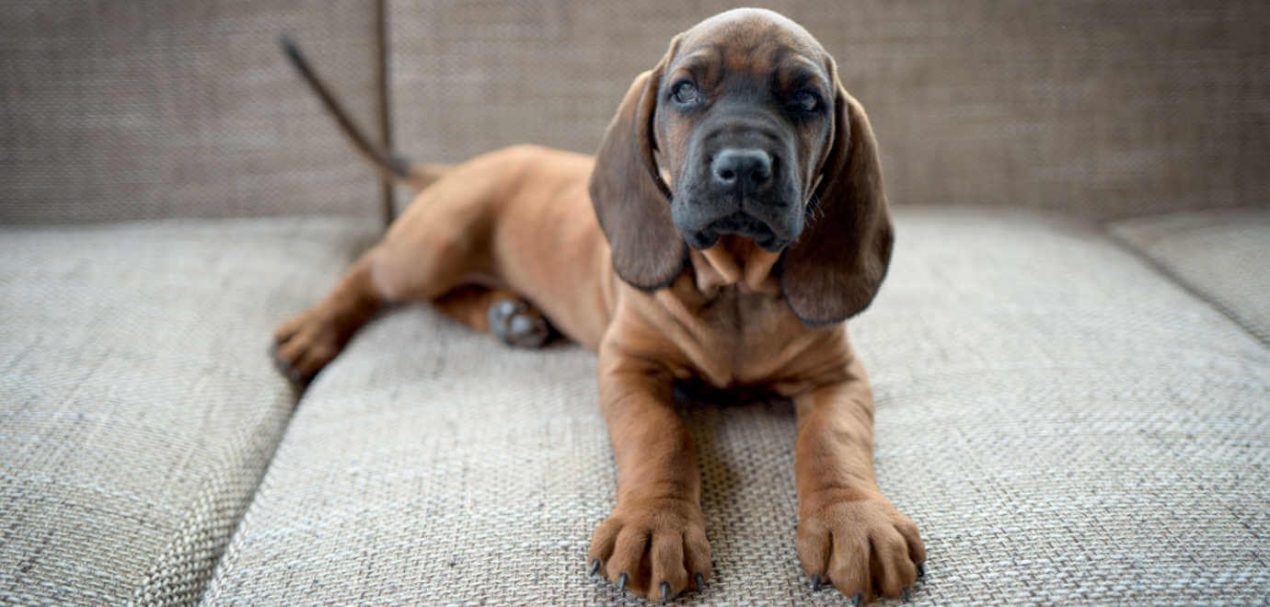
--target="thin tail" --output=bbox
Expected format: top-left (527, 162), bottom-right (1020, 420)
top-left (280, 36), bottom-right (446, 192)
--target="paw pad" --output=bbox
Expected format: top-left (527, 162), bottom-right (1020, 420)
top-left (488, 298), bottom-right (552, 348)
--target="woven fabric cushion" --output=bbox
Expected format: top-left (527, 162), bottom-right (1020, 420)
top-left (1111, 208), bottom-right (1270, 344)
top-left (0, 2), bottom-right (382, 224)
top-left (201, 207), bottom-right (1269, 605)
top-left (0, 217), bottom-right (373, 605)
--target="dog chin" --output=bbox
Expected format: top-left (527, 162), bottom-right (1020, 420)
top-left (682, 213), bottom-right (789, 252)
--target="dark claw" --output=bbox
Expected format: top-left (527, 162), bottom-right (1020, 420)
top-left (589, 559), bottom-right (601, 577)
top-left (269, 347), bottom-right (297, 381)
top-left (917, 562), bottom-right (926, 579)
top-left (810, 574), bottom-right (822, 591)
top-left (903, 587), bottom-right (913, 603)
top-left (850, 594), bottom-right (861, 607)
top-left (695, 573), bottom-right (706, 591)
top-left (617, 573), bottom-right (628, 592)
top-left (660, 582), bottom-right (670, 602)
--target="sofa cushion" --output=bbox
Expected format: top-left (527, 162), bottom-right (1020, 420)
top-left (0, 217), bottom-right (374, 605)
top-left (1111, 208), bottom-right (1270, 343)
top-left (201, 207), bottom-right (1268, 605)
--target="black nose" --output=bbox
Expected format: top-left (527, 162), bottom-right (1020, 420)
top-left (711, 148), bottom-right (772, 190)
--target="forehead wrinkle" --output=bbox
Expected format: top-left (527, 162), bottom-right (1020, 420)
top-left (669, 46), bottom-right (722, 84)
top-left (774, 55), bottom-right (832, 93)
top-left (722, 41), bottom-right (786, 76)
top-left (678, 29), bottom-right (783, 71)
top-left (676, 26), bottom-right (828, 92)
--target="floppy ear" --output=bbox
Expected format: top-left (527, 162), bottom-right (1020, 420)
top-left (589, 40), bottom-right (685, 291)
top-left (780, 79), bottom-right (895, 326)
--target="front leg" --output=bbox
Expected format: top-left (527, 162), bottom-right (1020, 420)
top-left (795, 362), bottom-right (926, 603)
top-left (588, 341), bottom-right (711, 602)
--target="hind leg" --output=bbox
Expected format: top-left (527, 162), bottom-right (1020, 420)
top-left (433, 285), bottom-right (554, 348)
top-left (273, 196), bottom-right (488, 383)
top-left (272, 254), bottom-right (383, 383)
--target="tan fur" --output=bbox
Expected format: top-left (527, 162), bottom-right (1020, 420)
top-left (275, 9), bottom-right (922, 603)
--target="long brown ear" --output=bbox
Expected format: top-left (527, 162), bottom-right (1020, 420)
top-left (781, 80), bottom-right (895, 326)
top-left (589, 40), bottom-right (685, 290)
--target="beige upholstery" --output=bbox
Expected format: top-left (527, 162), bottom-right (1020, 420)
top-left (388, 1), bottom-right (1270, 221)
top-left (0, 2), bottom-right (383, 224)
top-left (0, 218), bottom-right (374, 605)
top-left (200, 208), bottom-right (1269, 605)
top-left (1111, 208), bottom-right (1270, 344)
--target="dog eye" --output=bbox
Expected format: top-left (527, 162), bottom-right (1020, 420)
top-left (671, 81), bottom-right (701, 105)
top-left (791, 90), bottom-right (821, 113)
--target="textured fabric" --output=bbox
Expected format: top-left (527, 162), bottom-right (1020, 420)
top-left (0, 1), bottom-right (382, 224)
top-left (1110, 208), bottom-right (1270, 344)
top-left (201, 207), bottom-right (1268, 605)
top-left (0, 217), bottom-right (375, 605)
top-left (387, 1), bottom-right (1270, 221)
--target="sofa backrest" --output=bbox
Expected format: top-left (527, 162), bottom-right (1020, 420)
top-left (3, 1), bottom-right (1268, 224)
top-left (0, 1), bottom-right (384, 224)
top-left (388, 1), bottom-right (1270, 222)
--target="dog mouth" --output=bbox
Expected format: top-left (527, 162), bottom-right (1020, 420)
top-left (684, 212), bottom-right (784, 251)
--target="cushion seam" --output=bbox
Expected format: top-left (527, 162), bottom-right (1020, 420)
top-left (1103, 224), bottom-right (1268, 348)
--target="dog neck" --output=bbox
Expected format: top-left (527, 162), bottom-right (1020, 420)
top-left (689, 235), bottom-right (782, 297)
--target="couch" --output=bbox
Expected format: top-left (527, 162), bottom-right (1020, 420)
top-left (2, 2), bottom-right (1266, 605)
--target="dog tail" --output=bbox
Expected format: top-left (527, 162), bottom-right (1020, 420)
top-left (280, 36), bottom-right (447, 192)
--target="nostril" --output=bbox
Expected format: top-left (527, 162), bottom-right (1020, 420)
top-left (717, 168), bottom-right (736, 182)
top-left (751, 166), bottom-right (771, 184)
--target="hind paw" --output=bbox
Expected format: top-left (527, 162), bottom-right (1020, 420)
top-left (488, 298), bottom-right (552, 348)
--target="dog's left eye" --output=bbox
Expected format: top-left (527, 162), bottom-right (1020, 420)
top-left (671, 81), bottom-right (702, 105)
top-left (790, 90), bottom-right (821, 113)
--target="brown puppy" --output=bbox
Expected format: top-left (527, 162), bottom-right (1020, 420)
top-left (275, 9), bottom-right (923, 603)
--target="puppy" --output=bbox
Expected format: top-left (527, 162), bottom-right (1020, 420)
top-left (275, 8), bottom-right (923, 603)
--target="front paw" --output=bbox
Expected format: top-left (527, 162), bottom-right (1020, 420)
top-left (588, 497), bottom-right (712, 602)
top-left (797, 492), bottom-right (926, 603)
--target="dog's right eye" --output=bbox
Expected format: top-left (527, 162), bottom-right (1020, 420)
top-left (671, 81), bottom-right (702, 106)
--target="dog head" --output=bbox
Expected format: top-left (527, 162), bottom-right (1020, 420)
top-left (590, 8), bottom-right (893, 325)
